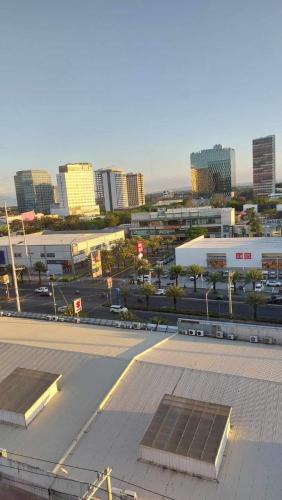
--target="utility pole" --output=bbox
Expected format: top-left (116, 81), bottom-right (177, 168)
top-left (5, 202), bottom-right (21, 312)
top-left (82, 467), bottom-right (112, 500)
top-left (228, 271), bottom-right (233, 319)
top-left (21, 216), bottom-right (32, 282)
top-left (205, 285), bottom-right (213, 321)
top-left (51, 282), bottom-right (57, 315)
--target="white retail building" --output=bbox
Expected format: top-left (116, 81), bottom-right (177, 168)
top-left (176, 235), bottom-right (282, 270)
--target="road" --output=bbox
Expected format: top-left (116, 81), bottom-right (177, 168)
top-left (1, 277), bottom-right (282, 326)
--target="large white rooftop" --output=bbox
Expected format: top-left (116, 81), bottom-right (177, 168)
top-left (177, 236), bottom-right (282, 251)
top-left (0, 229), bottom-right (124, 247)
top-left (1, 318), bottom-right (282, 499)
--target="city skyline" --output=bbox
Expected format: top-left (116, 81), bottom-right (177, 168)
top-left (1, 0), bottom-right (282, 200)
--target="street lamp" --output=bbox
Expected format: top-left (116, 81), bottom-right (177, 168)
top-left (205, 285), bottom-right (213, 321)
top-left (228, 271), bottom-right (233, 319)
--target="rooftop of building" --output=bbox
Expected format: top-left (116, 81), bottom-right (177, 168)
top-left (177, 235), bottom-right (282, 251)
top-left (0, 317), bottom-right (281, 499)
top-left (0, 228), bottom-right (124, 247)
top-left (131, 206), bottom-right (234, 219)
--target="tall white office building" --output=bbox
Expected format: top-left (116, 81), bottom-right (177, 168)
top-left (51, 163), bottom-right (100, 216)
top-left (94, 168), bottom-right (129, 212)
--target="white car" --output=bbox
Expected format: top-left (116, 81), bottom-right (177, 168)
top-left (266, 280), bottom-right (282, 287)
top-left (34, 287), bottom-right (49, 294)
top-left (58, 305), bottom-right (68, 313)
top-left (255, 283), bottom-right (264, 292)
top-left (110, 305), bottom-right (128, 314)
top-left (154, 288), bottom-right (166, 296)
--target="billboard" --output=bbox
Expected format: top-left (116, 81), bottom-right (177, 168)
top-left (236, 252), bottom-right (252, 260)
top-left (136, 240), bottom-right (144, 259)
top-left (21, 210), bottom-right (35, 222)
top-left (0, 274), bottom-right (9, 285)
top-left (90, 250), bottom-right (102, 278)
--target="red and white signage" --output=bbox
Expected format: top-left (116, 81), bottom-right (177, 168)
top-left (236, 252), bottom-right (252, 260)
top-left (106, 277), bottom-right (113, 289)
top-left (136, 241), bottom-right (144, 259)
top-left (73, 298), bottom-right (82, 314)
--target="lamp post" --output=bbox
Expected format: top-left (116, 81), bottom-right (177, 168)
top-left (51, 282), bottom-right (57, 315)
top-left (228, 271), bottom-right (233, 319)
top-left (205, 285), bottom-right (213, 321)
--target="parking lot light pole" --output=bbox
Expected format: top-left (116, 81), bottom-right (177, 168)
top-left (51, 283), bottom-right (57, 315)
top-left (205, 285), bottom-right (213, 321)
top-left (228, 271), bottom-right (233, 319)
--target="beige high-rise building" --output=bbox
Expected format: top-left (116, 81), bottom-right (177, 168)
top-left (51, 163), bottom-right (100, 216)
top-left (253, 135), bottom-right (276, 198)
top-left (126, 173), bottom-right (145, 207)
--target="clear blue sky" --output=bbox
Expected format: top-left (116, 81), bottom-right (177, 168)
top-left (1, 0), bottom-right (282, 200)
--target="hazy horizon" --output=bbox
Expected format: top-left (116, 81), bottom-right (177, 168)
top-left (1, 0), bottom-right (282, 201)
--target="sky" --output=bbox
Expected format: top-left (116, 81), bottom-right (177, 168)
top-left (1, 0), bottom-right (282, 201)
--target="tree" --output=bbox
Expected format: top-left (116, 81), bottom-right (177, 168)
top-left (166, 285), bottom-right (184, 310)
top-left (147, 236), bottom-right (161, 255)
top-left (136, 258), bottom-right (150, 283)
top-left (210, 193), bottom-right (227, 208)
top-left (118, 310), bottom-right (138, 322)
top-left (245, 269), bottom-right (263, 291)
top-left (231, 271), bottom-right (241, 294)
top-left (104, 213), bottom-right (120, 227)
top-left (187, 264), bottom-right (203, 293)
top-left (206, 272), bottom-right (222, 292)
top-left (154, 265), bottom-right (164, 288)
top-left (169, 265), bottom-right (184, 286)
top-left (101, 250), bottom-right (115, 274)
top-left (121, 287), bottom-right (130, 307)
top-left (186, 227), bottom-right (208, 241)
top-left (33, 261), bottom-right (47, 284)
top-left (149, 316), bottom-right (168, 331)
top-left (248, 212), bottom-right (263, 236)
top-left (140, 283), bottom-right (156, 309)
top-left (245, 292), bottom-right (266, 320)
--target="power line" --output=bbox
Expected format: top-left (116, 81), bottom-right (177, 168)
top-left (0, 461), bottom-right (121, 499)
top-left (7, 450), bottom-right (175, 500)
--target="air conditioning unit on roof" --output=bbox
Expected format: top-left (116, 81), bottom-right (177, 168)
top-left (216, 331), bottom-right (224, 339)
top-left (264, 337), bottom-right (273, 344)
top-left (250, 335), bottom-right (258, 343)
top-left (189, 329), bottom-right (196, 336)
top-left (196, 330), bottom-right (205, 337)
top-left (227, 334), bottom-right (235, 340)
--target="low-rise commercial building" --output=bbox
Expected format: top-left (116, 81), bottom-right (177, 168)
top-left (176, 235), bottom-right (282, 270)
top-left (131, 207), bottom-right (235, 239)
top-left (0, 229), bottom-right (124, 275)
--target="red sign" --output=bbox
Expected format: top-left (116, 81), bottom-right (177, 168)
top-left (236, 252), bottom-right (252, 260)
top-left (136, 241), bottom-right (143, 255)
top-left (21, 210), bottom-right (36, 222)
top-left (73, 298), bottom-right (82, 314)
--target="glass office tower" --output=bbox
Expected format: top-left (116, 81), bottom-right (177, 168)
top-left (14, 170), bottom-right (54, 214)
top-left (253, 135), bottom-right (275, 198)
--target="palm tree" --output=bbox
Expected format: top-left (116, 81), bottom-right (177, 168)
top-left (206, 272), bottom-right (222, 292)
top-left (245, 269), bottom-right (263, 291)
top-left (231, 271), bottom-right (241, 294)
top-left (118, 310), bottom-right (137, 322)
top-left (121, 287), bottom-right (130, 307)
top-left (141, 283), bottom-right (156, 309)
top-left (187, 264), bottom-right (203, 293)
top-left (169, 265), bottom-right (183, 286)
top-left (33, 261), bottom-right (47, 284)
top-left (149, 316), bottom-right (167, 331)
top-left (154, 265), bottom-right (163, 288)
top-left (101, 250), bottom-right (115, 274)
top-left (147, 236), bottom-right (161, 255)
top-left (136, 258), bottom-right (150, 283)
top-left (166, 285), bottom-right (184, 310)
top-left (245, 292), bottom-right (266, 320)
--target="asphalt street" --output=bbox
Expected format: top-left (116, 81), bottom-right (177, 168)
top-left (1, 277), bottom-right (282, 326)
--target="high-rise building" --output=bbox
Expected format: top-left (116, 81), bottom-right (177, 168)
top-left (190, 145), bottom-right (236, 198)
top-left (94, 168), bottom-right (129, 212)
top-left (126, 173), bottom-right (145, 207)
top-left (51, 163), bottom-right (100, 216)
top-left (14, 170), bottom-right (54, 214)
top-left (252, 135), bottom-right (275, 198)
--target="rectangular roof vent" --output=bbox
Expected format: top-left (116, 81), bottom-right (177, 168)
top-left (0, 367), bottom-right (62, 427)
top-left (140, 394), bottom-right (231, 479)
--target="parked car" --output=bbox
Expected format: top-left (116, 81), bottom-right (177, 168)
top-left (58, 305), bottom-right (68, 313)
top-left (162, 272), bottom-right (169, 278)
top-left (34, 287), bottom-right (49, 294)
top-left (266, 295), bottom-right (282, 304)
top-left (189, 275), bottom-right (199, 281)
top-left (40, 290), bottom-right (52, 297)
top-left (110, 305), bottom-right (128, 314)
top-left (266, 280), bottom-right (282, 287)
top-left (154, 289), bottom-right (166, 296)
top-left (215, 294), bottom-right (224, 300)
top-left (269, 271), bottom-right (277, 278)
top-left (255, 283), bottom-right (264, 292)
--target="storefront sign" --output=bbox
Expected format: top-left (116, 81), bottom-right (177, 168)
top-left (90, 250), bottom-right (102, 278)
top-left (136, 241), bottom-right (144, 259)
top-left (236, 252), bottom-right (252, 260)
top-left (73, 297), bottom-right (82, 314)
